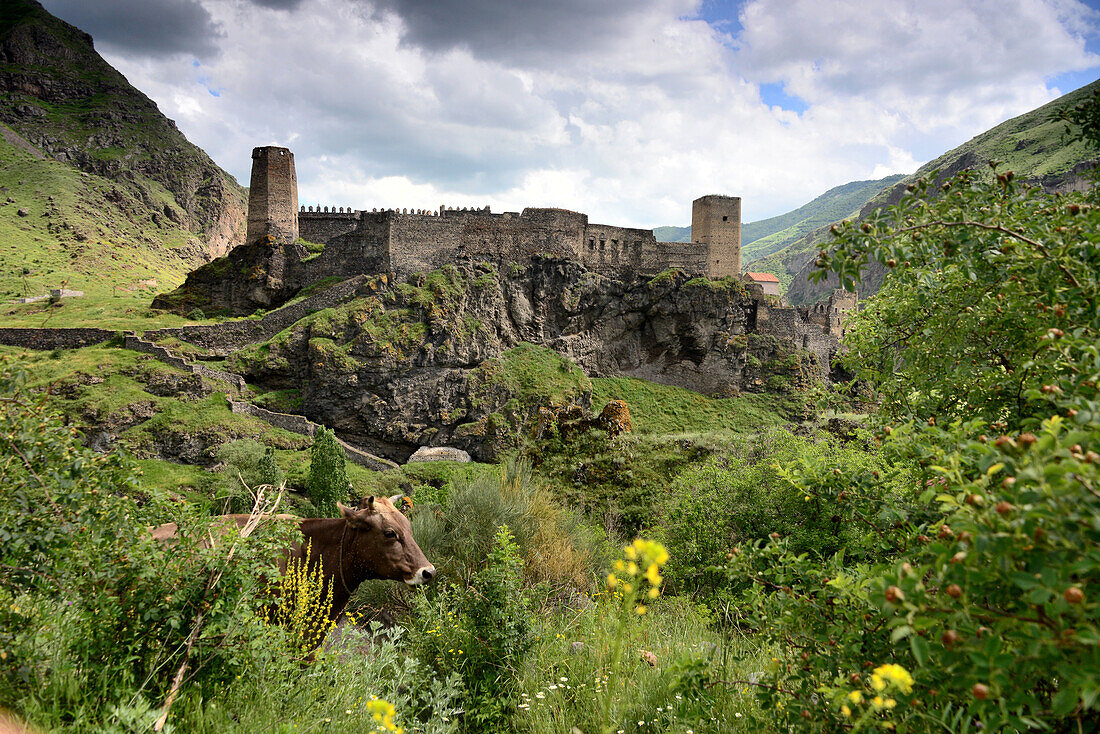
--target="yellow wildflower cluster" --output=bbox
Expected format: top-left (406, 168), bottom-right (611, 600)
top-left (264, 541), bottom-right (335, 653)
top-left (366, 698), bottom-right (402, 734)
top-left (606, 539), bottom-right (669, 614)
top-left (872, 663), bottom-right (914, 694)
top-left (839, 663), bottom-right (913, 722)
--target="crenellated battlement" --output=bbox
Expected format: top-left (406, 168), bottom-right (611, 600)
top-left (249, 146), bottom-right (744, 283)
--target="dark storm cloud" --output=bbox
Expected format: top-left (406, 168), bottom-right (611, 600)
top-left (247, 0), bottom-right (306, 8)
top-left (40, 0), bottom-right (223, 59)
top-left (370, 0), bottom-right (662, 63)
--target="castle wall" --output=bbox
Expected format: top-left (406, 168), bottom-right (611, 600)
top-left (389, 213), bottom-right (465, 274)
top-left (299, 209), bottom-right (359, 244)
top-left (650, 241), bottom-right (710, 274)
top-left (299, 212), bottom-right (391, 283)
top-left (579, 224), bottom-right (650, 275)
top-left (246, 147), bottom-right (298, 245)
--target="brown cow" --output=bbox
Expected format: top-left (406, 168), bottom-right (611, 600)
top-left (151, 495), bottom-right (435, 621)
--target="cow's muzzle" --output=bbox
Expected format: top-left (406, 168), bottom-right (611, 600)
top-left (406, 565), bottom-right (436, 585)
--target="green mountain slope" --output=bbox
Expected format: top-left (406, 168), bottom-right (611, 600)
top-left (783, 78), bottom-right (1100, 306)
top-left (0, 0), bottom-right (246, 301)
top-left (651, 175), bottom-right (904, 265)
top-left (740, 176), bottom-right (905, 263)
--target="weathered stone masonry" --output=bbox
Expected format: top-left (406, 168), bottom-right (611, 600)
top-left (250, 145), bottom-right (742, 283)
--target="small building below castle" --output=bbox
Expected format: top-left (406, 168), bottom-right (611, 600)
top-left (742, 271), bottom-right (780, 297)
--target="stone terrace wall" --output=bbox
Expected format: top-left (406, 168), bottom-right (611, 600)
top-left (0, 327), bottom-right (118, 350)
top-left (146, 275), bottom-right (370, 356)
top-left (228, 398), bottom-right (398, 471)
top-left (123, 335), bottom-right (246, 390)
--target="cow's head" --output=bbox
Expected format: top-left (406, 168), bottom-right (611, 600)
top-left (336, 496), bottom-right (435, 585)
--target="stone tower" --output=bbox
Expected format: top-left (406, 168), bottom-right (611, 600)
top-left (691, 194), bottom-right (741, 278)
top-left (246, 146), bottom-right (298, 245)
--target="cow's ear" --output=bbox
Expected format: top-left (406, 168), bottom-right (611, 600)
top-left (338, 502), bottom-right (372, 527)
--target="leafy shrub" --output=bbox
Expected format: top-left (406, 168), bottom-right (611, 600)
top-left (187, 307), bottom-right (205, 321)
top-left (723, 157), bottom-right (1100, 730)
top-left (410, 526), bottom-right (534, 731)
top-left (661, 429), bottom-right (910, 602)
top-left (206, 438), bottom-right (287, 512)
top-left (308, 426), bottom-right (348, 516)
top-left (0, 360), bottom-right (299, 727)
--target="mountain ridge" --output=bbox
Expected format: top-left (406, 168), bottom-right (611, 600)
top-left (0, 0), bottom-right (246, 301)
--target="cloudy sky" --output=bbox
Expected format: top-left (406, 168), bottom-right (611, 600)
top-left (41, 0), bottom-right (1100, 227)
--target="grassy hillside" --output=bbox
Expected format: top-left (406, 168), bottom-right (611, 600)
top-left (0, 0), bottom-right (247, 310)
top-left (740, 175), bottom-right (904, 263)
top-left (781, 78), bottom-right (1100, 305)
top-left (0, 131), bottom-right (204, 305)
top-left (651, 175), bottom-right (902, 268)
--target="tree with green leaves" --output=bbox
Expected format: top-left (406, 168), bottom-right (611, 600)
top-left (308, 427), bottom-right (349, 516)
top-left (720, 114), bottom-right (1100, 730)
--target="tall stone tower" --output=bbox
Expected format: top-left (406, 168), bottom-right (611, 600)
top-left (246, 146), bottom-right (298, 245)
top-left (691, 194), bottom-right (741, 278)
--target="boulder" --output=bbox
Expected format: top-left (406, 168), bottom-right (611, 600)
top-left (407, 446), bottom-right (472, 464)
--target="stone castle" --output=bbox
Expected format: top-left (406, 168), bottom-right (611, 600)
top-left (246, 146), bottom-right (742, 282)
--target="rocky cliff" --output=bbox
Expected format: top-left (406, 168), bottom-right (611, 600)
top-left (226, 259), bottom-right (826, 460)
top-left (0, 0), bottom-right (246, 263)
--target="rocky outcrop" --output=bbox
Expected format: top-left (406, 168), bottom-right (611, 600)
top-left (226, 259), bottom-right (830, 460)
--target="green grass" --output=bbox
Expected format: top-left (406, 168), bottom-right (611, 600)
top-left (516, 596), bottom-right (772, 733)
top-left (469, 343), bottom-right (592, 412)
top-left (592, 377), bottom-right (792, 435)
top-left (2, 345), bottom-right (308, 461)
top-left (0, 137), bottom-right (208, 326)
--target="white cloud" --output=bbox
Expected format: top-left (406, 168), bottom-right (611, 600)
top-left (86, 0), bottom-right (1100, 230)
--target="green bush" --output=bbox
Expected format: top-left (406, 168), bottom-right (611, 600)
top-left (661, 430), bottom-right (910, 602)
top-left (206, 438), bottom-right (287, 512)
top-left (308, 426), bottom-right (349, 516)
top-left (723, 154), bottom-right (1100, 730)
top-left (0, 361), bottom-right (298, 727)
top-left (410, 526), bottom-right (533, 731)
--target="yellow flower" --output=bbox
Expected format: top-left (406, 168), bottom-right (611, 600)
top-left (636, 605), bottom-right (647, 615)
top-left (626, 562), bottom-right (639, 577)
top-left (848, 691), bottom-right (863, 704)
top-left (871, 674), bottom-right (886, 692)
top-left (614, 559), bottom-right (625, 572)
top-left (841, 705), bottom-right (851, 717)
top-left (885, 698), bottom-right (897, 709)
top-left (644, 563), bottom-right (662, 587)
top-left (872, 696), bottom-right (884, 709)
top-left (873, 664), bottom-right (915, 694)
top-left (607, 573), bottom-right (618, 588)
top-left (647, 587), bottom-right (659, 599)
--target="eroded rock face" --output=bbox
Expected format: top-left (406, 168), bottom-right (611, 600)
top-left (229, 259), bottom-right (824, 460)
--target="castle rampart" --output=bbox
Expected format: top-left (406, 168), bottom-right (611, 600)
top-left (244, 146), bottom-right (749, 284)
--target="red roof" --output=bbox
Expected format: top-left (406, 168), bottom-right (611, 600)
top-left (744, 272), bottom-right (780, 283)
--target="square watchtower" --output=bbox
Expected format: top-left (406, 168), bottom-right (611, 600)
top-left (692, 195), bottom-right (741, 278)
top-left (246, 146), bottom-right (299, 245)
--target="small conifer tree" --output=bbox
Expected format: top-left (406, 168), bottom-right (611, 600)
top-left (308, 427), bottom-right (348, 516)
top-left (257, 446), bottom-right (283, 487)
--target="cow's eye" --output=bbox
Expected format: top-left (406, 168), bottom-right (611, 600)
top-left (383, 529), bottom-right (399, 540)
